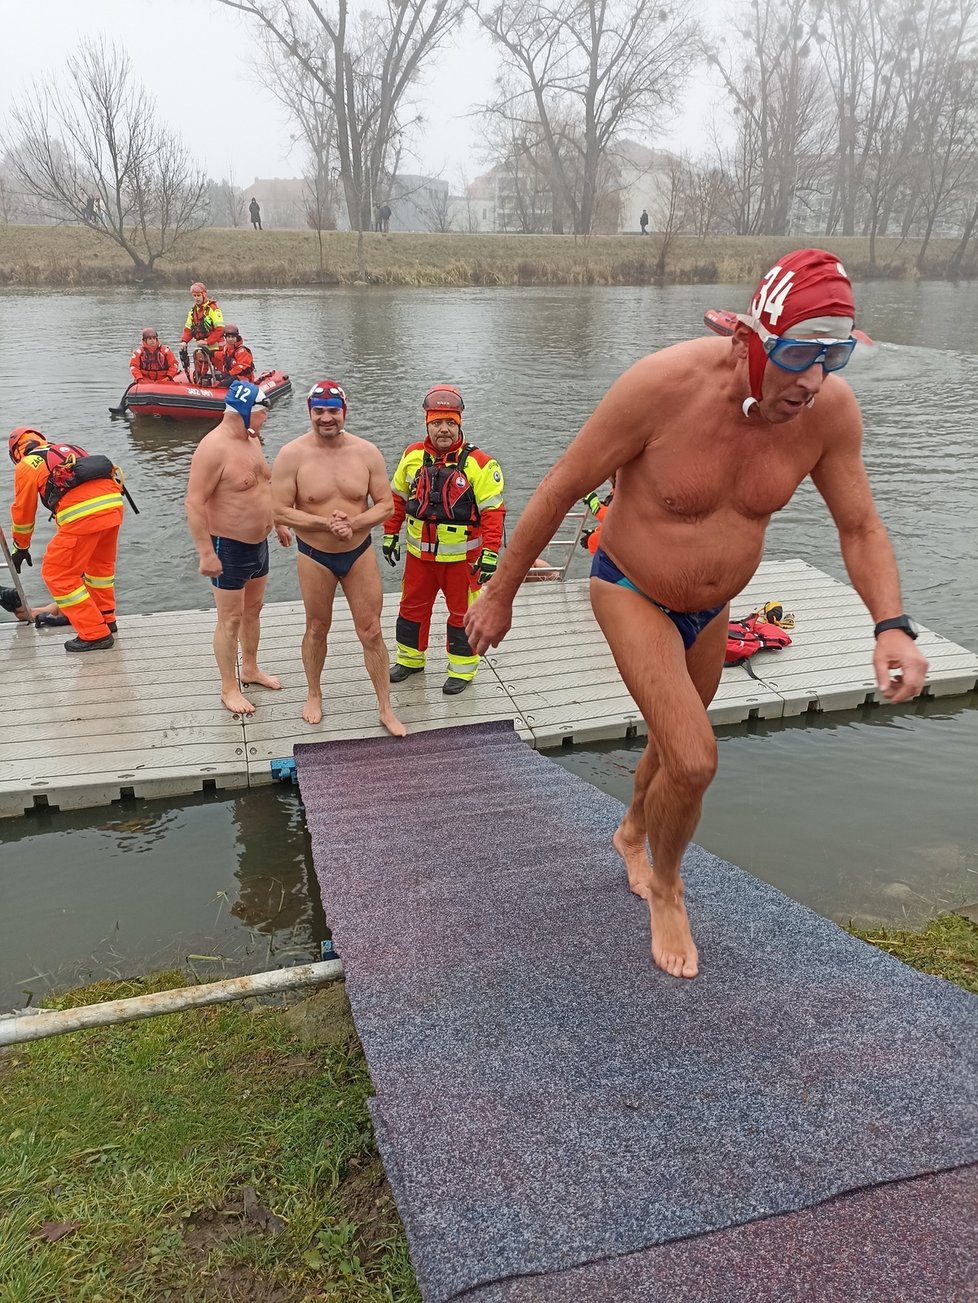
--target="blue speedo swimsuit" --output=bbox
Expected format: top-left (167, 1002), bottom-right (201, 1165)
top-left (590, 545), bottom-right (724, 649)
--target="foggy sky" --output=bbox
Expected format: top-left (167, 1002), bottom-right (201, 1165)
top-left (1, 0), bottom-right (724, 188)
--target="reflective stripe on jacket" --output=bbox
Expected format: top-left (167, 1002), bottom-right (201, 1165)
top-left (385, 439), bottom-right (505, 562)
top-left (10, 455), bottom-right (123, 546)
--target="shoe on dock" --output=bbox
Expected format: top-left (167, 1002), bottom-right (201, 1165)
top-left (390, 663), bottom-right (422, 683)
top-left (64, 634), bottom-right (115, 653)
top-left (442, 677), bottom-right (470, 696)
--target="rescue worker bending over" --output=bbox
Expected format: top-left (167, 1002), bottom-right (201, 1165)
top-left (8, 428), bottom-right (126, 652)
top-left (216, 325), bottom-right (255, 384)
top-left (180, 281), bottom-right (224, 355)
top-left (130, 327), bottom-right (179, 382)
top-left (383, 384), bottom-right (505, 695)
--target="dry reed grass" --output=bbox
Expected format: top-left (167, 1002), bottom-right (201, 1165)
top-left (0, 223), bottom-right (973, 288)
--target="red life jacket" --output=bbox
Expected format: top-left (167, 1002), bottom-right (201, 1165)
top-left (725, 613), bottom-right (792, 668)
top-left (135, 344), bottom-right (173, 379)
top-left (407, 444), bottom-right (480, 526)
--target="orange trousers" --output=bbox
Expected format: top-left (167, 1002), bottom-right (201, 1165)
top-left (41, 507), bottom-right (123, 641)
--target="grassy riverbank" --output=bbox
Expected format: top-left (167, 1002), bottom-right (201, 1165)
top-left (2, 913), bottom-right (975, 1301)
top-left (0, 224), bottom-right (974, 289)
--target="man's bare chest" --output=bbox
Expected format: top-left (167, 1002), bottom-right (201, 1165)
top-left (647, 438), bottom-right (818, 522)
top-left (297, 457), bottom-right (369, 506)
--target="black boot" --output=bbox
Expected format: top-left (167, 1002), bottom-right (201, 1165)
top-left (442, 676), bottom-right (470, 696)
top-left (390, 663), bottom-right (422, 683)
top-left (65, 634), bottom-right (115, 652)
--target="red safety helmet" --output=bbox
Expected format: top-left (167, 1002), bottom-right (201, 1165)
top-left (223, 323), bottom-right (241, 338)
top-left (8, 427), bottom-right (47, 464)
top-left (422, 384), bottom-right (464, 414)
top-left (190, 281), bottom-right (207, 295)
top-left (141, 326), bottom-right (159, 340)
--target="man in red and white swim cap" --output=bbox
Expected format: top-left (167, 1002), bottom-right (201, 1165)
top-left (465, 247), bottom-right (928, 982)
top-left (269, 380), bottom-right (406, 737)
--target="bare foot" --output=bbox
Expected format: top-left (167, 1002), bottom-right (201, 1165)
top-left (612, 825), bottom-right (653, 900)
top-left (302, 694), bottom-right (323, 725)
top-left (221, 688), bottom-right (256, 716)
top-left (647, 879), bottom-right (699, 979)
top-left (379, 705), bottom-right (407, 738)
top-left (241, 668), bottom-right (281, 690)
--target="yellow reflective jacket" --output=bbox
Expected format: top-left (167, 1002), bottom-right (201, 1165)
top-left (385, 438), bottom-right (505, 562)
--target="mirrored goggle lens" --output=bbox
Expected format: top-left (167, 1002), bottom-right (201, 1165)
top-left (766, 337), bottom-right (856, 373)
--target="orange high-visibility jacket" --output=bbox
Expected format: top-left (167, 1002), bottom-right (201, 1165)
top-left (130, 342), bottom-right (179, 381)
top-left (10, 450), bottom-right (124, 550)
top-left (218, 342), bottom-right (255, 381)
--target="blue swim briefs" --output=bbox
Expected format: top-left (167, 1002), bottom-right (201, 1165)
top-left (590, 545), bottom-right (724, 649)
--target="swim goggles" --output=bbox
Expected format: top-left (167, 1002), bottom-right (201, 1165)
top-left (755, 323), bottom-right (857, 374)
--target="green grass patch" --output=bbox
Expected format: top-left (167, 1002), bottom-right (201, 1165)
top-left (0, 972), bottom-right (419, 1302)
top-left (851, 911), bottom-right (978, 994)
top-left (0, 224), bottom-right (975, 288)
top-left (2, 915), bottom-right (975, 1299)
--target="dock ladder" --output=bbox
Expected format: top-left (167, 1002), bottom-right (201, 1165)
top-left (0, 525), bottom-right (32, 621)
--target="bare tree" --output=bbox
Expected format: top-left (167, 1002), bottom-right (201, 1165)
top-left (219, 171), bottom-right (248, 228)
top-left (706, 0), bottom-right (832, 236)
top-left (6, 40), bottom-right (207, 274)
top-left (216, 0), bottom-right (462, 241)
top-left (473, 0), bottom-right (698, 237)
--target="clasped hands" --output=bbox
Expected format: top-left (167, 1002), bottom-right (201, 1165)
top-left (328, 510), bottom-right (354, 542)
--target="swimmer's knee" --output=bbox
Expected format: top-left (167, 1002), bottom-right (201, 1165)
top-left (355, 618), bottom-right (383, 645)
top-left (304, 616), bottom-right (330, 638)
top-left (665, 741), bottom-right (717, 794)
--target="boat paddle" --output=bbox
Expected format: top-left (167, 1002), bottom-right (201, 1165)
top-left (108, 381), bottom-right (137, 417)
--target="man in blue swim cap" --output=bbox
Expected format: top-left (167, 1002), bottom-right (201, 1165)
top-left (223, 379), bottom-right (269, 433)
top-left (185, 379), bottom-right (292, 715)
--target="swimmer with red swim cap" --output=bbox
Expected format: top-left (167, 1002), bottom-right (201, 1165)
top-left (270, 380), bottom-right (406, 737)
top-left (465, 247), bottom-right (929, 983)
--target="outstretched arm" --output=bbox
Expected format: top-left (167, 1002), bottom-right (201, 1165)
top-left (810, 391), bottom-right (928, 702)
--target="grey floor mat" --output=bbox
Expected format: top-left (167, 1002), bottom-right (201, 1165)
top-left (297, 721), bottom-right (978, 1303)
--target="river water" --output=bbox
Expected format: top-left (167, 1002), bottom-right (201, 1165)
top-left (2, 281), bottom-right (976, 1008)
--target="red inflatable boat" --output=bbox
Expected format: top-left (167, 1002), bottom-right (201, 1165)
top-left (123, 369), bottom-right (292, 420)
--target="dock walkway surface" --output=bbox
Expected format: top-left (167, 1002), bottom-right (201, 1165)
top-left (2, 557), bottom-right (976, 819)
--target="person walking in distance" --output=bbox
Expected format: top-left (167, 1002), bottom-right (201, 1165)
top-left (249, 197), bottom-right (262, 231)
top-left (184, 381), bottom-right (290, 715)
top-left (384, 385), bottom-right (505, 695)
top-left (270, 380), bottom-right (406, 736)
top-left (465, 249), bottom-right (928, 980)
top-left (639, 208), bottom-right (649, 235)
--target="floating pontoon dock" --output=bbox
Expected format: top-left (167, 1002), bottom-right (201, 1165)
top-left (2, 558), bottom-right (976, 819)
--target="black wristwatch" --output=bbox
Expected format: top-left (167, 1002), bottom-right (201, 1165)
top-left (873, 615), bottom-right (919, 640)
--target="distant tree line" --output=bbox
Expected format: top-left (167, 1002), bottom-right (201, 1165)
top-left (1, 0), bottom-right (977, 275)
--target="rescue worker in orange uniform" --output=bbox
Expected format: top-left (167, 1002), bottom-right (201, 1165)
top-left (579, 477), bottom-right (615, 554)
top-left (8, 428), bottom-right (125, 652)
top-left (180, 282), bottom-right (224, 354)
top-left (216, 325), bottom-right (256, 384)
top-left (383, 385), bottom-right (505, 695)
top-left (130, 327), bottom-right (179, 382)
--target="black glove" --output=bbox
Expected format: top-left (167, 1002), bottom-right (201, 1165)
top-left (11, 547), bottom-right (32, 573)
top-left (476, 549), bottom-right (498, 585)
top-left (215, 371), bottom-right (232, 385)
top-left (580, 528), bottom-right (595, 551)
top-left (382, 534), bottom-right (400, 566)
top-left (179, 347), bottom-right (190, 371)
top-left (582, 491), bottom-right (603, 515)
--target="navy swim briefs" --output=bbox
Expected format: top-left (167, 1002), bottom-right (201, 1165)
top-left (297, 534), bottom-right (371, 579)
top-left (590, 545), bottom-right (724, 649)
top-left (211, 535), bottom-right (269, 590)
